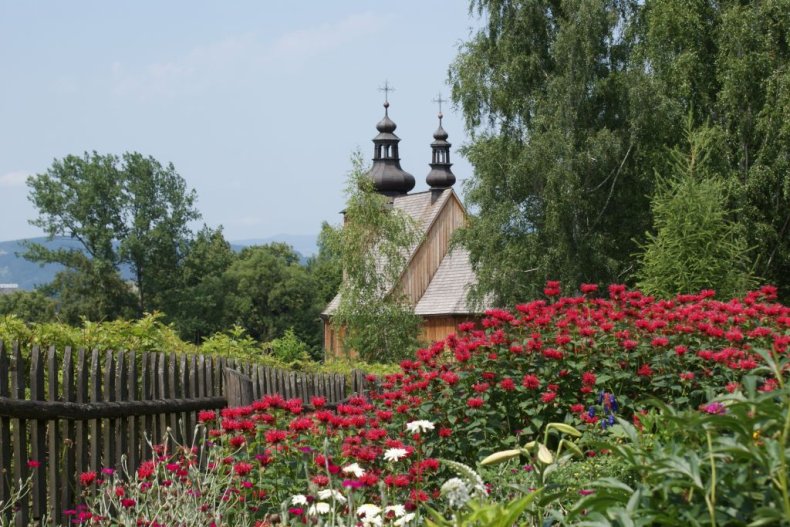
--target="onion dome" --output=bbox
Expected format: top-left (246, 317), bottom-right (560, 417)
top-left (367, 101), bottom-right (415, 196)
top-left (426, 111), bottom-right (456, 189)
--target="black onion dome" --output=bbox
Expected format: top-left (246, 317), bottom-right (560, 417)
top-left (426, 113), bottom-right (456, 189)
top-left (366, 102), bottom-right (415, 196)
top-left (376, 102), bottom-right (397, 134)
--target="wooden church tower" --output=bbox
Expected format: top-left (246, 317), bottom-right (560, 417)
top-left (321, 95), bottom-right (490, 355)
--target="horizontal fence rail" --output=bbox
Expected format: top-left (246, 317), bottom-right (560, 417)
top-left (0, 340), bottom-right (370, 526)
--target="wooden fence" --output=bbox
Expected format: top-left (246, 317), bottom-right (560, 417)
top-left (0, 341), bottom-right (370, 526)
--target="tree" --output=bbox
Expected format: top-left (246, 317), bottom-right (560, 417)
top-left (25, 151), bottom-right (200, 318)
top-left (165, 226), bottom-right (236, 342)
top-left (306, 222), bottom-right (343, 306)
top-left (636, 122), bottom-right (756, 298)
top-left (0, 290), bottom-right (57, 323)
top-left (450, 0), bottom-right (659, 305)
top-left (450, 0), bottom-right (790, 302)
top-left (326, 153), bottom-right (422, 362)
top-left (223, 243), bottom-right (321, 350)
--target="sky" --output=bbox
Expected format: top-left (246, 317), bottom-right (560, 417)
top-left (0, 1), bottom-right (481, 243)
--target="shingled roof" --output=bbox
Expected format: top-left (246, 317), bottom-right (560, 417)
top-left (413, 247), bottom-right (480, 315)
top-left (322, 188), bottom-right (492, 317)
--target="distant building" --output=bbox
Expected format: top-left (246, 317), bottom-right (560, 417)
top-left (321, 100), bottom-right (493, 355)
top-left (0, 283), bottom-right (19, 295)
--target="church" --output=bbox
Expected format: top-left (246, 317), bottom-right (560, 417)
top-left (321, 98), bottom-right (492, 355)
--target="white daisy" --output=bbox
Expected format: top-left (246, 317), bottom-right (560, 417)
top-left (394, 512), bottom-right (416, 526)
top-left (384, 504), bottom-right (406, 517)
top-left (307, 502), bottom-right (331, 516)
top-left (357, 503), bottom-right (382, 518)
top-left (342, 462), bottom-right (366, 478)
top-left (291, 494), bottom-right (308, 506)
top-left (317, 488), bottom-right (347, 503)
top-left (383, 447), bottom-right (409, 462)
top-left (405, 420), bottom-right (435, 434)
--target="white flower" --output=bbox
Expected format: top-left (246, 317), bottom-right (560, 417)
top-left (394, 513), bottom-right (416, 526)
top-left (307, 502), bottom-right (331, 516)
top-left (357, 503), bottom-right (382, 518)
top-left (384, 504), bottom-right (406, 517)
top-left (383, 448), bottom-right (409, 462)
top-left (317, 488), bottom-right (347, 503)
top-left (441, 477), bottom-right (471, 509)
top-left (406, 420), bottom-right (435, 434)
top-left (342, 462), bottom-right (366, 478)
top-left (291, 494), bottom-right (308, 506)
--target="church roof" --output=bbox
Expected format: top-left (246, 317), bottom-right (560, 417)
top-left (413, 247), bottom-right (481, 315)
top-left (322, 188), bottom-right (491, 317)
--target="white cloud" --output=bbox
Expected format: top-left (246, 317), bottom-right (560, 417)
top-left (0, 171), bottom-right (29, 188)
top-left (267, 12), bottom-right (389, 65)
top-left (111, 12), bottom-right (389, 100)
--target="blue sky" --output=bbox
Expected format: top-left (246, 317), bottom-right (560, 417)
top-left (0, 1), bottom-right (480, 242)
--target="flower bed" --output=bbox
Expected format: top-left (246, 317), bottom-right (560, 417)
top-left (68, 283), bottom-right (789, 526)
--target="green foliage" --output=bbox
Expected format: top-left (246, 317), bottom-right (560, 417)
top-left (223, 243), bottom-right (321, 350)
top-left (450, 0), bottom-right (656, 305)
top-left (451, 0), bottom-right (790, 302)
top-left (165, 225), bottom-right (235, 342)
top-left (636, 122), bottom-right (757, 298)
top-left (266, 328), bottom-right (311, 365)
top-left (327, 152), bottom-right (423, 362)
top-left (199, 325), bottom-right (265, 362)
top-left (306, 222), bottom-right (343, 306)
top-left (568, 380), bottom-right (790, 525)
top-left (25, 151), bottom-right (200, 318)
top-left (0, 290), bottom-right (57, 323)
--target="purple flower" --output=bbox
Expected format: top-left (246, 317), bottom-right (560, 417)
top-left (342, 479), bottom-right (363, 489)
top-left (702, 402), bottom-right (727, 415)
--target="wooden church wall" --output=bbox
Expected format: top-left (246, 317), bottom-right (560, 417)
top-left (397, 194), bottom-right (466, 306)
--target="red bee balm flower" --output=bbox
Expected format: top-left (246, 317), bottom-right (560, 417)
top-left (79, 471), bottom-right (97, 486)
top-left (522, 374), bottom-right (540, 390)
top-left (467, 397), bottom-right (484, 408)
top-left (233, 462), bottom-right (254, 476)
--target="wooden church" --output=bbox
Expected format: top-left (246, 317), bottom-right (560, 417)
top-left (321, 98), bottom-right (492, 354)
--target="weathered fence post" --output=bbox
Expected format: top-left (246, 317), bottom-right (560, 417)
top-left (223, 368), bottom-right (254, 408)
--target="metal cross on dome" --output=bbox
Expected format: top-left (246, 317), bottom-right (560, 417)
top-left (432, 93), bottom-right (448, 116)
top-left (379, 80), bottom-right (396, 103)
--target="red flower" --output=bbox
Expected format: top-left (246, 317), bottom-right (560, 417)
top-left (137, 461), bottom-right (155, 479)
top-left (229, 435), bottom-right (246, 448)
top-left (79, 471), bottom-right (97, 486)
top-left (233, 462), bottom-right (254, 476)
top-left (540, 392), bottom-right (557, 404)
top-left (570, 404), bottom-right (585, 413)
top-left (120, 498), bottom-right (136, 509)
top-left (265, 430), bottom-right (287, 444)
top-left (522, 374), bottom-right (540, 390)
top-left (499, 378), bottom-right (516, 391)
top-left (580, 283), bottom-right (598, 294)
top-left (441, 371), bottom-right (460, 385)
top-left (27, 460), bottom-right (41, 469)
top-left (467, 397), bottom-right (484, 408)
top-left (438, 427), bottom-right (452, 437)
top-left (472, 382), bottom-right (490, 393)
top-left (637, 364), bottom-right (654, 377)
top-left (581, 371), bottom-right (596, 386)
top-left (198, 410), bottom-right (216, 422)
top-left (310, 396), bottom-right (326, 408)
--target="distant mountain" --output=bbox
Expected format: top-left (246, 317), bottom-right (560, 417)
top-left (0, 237), bottom-right (88, 290)
top-left (229, 234), bottom-right (318, 258)
top-left (0, 233), bottom-right (318, 291)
